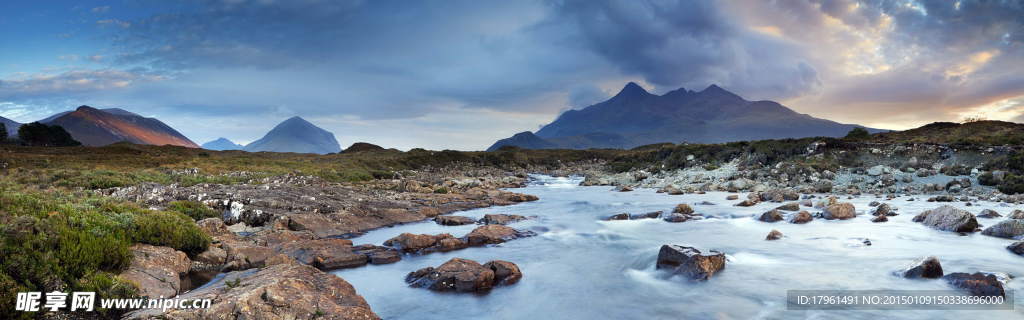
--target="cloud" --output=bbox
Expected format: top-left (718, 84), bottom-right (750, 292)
top-left (0, 69), bottom-right (166, 101)
top-left (91, 6), bottom-right (110, 14)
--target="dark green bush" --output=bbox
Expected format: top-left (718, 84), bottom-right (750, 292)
top-left (844, 127), bottom-right (870, 140)
top-left (998, 174), bottom-right (1024, 195)
top-left (129, 210), bottom-right (210, 256)
top-left (167, 200), bottom-right (220, 221)
top-left (17, 122), bottom-right (81, 147)
top-left (978, 172), bottom-right (997, 186)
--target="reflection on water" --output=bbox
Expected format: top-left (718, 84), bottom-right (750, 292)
top-left (334, 175), bottom-right (1024, 319)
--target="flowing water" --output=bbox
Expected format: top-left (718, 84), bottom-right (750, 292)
top-left (334, 175), bottom-right (1024, 319)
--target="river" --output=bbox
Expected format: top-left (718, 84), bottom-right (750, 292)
top-left (334, 175), bottom-right (1023, 319)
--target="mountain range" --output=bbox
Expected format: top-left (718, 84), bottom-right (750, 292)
top-left (488, 83), bottom-right (880, 151)
top-left (201, 138), bottom-right (244, 151)
top-left (42, 106), bottom-right (200, 148)
top-left (0, 116), bottom-right (20, 138)
top-left (242, 116), bottom-right (341, 154)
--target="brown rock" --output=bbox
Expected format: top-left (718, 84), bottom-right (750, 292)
top-left (872, 215), bottom-right (888, 223)
top-left (1008, 241), bottom-right (1024, 256)
top-left (384, 233), bottom-right (443, 252)
top-left (196, 218), bottom-right (229, 237)
top-left (479, 214), bottom-right (528, 225)
top-left (726, 195), bottom-right (739, 200)
top-left (822, 202), bottom-right (856, 220)
top-left (736, 200), bottom-right (757, 207)
top-left (465, 225), bottom-right (526, 246)
top-left (436, 238), bottom-right (470, 252)
top-left (913, 205), bottom-right (979, 232)
top-left (943, 272), bottom-right (1006, 297)
top-left (483, 260), bottom-right (523, 285)
top-left (276, 238), bottom-right (368, 271)
top-left (897, 256), bottom-right (943, 279)
top-left (790, 211), bottom-right (813, 224)
top-left (758, 209), bottom-right (784, 222)
top-left (118, 244), bottom-right (191, 299)
top-left (776, 203), bottom-right (800, 211)
top-left (434, 215), bottom-right (476, 226)
top-left (604, 213), bottom-right (630, 221)
top-left (655, 245), bottom-right (726, 281)
top-left (766, 229), bottom-right (783, 240)
top-left (406, 258), bottom-right (497, 292)
top-left (673, 204), bottom-right (694, 215)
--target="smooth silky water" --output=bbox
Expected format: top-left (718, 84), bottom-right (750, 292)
top-left (334, 175), bottom-right (1024, 319)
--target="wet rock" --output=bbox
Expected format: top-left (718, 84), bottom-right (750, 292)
top-left (119, 244), bottom-right (191, 299)
top-left (869, 201), bottom-right (881, 207)
top-left (943, 272), bottom-right (1006, 297)
top-left (758, 210), bottom-right (784, 223)
top-left (1008, 241), bottom-right (1024, 256)
top-left (1009, 210), bottom-right (1024, 219)
top-left (672, 204), bottom-right (694, 215)
top-left (192, 246), bottom-right (228, 273)
top-left (506, 193), bottom-right (539, 202)
top-left (790, 211), bottom-right (813, 224)
top-left (605, 213), bottom-right (630, 221)
top-left (726, 195), bottom-right (739, 200)
top-left (655, 245), bottom-right (726, 281)
top-left (759, 189), bottom-right (800, 202)
top-left (766, 229), bottom-right (783, 240)
top-left (479, 214), bottom-right (528, 225)
top-left (980, 219), bottom-right (1024, 239)
top-left (406, 258), bottom-right (520, 292)
top-left (285, 213), bottom-right (353, 238)
top-left (127, 259), bottom-right (379, 320)
top-left (662, 185), bottom-right (685, 195)
top-left (912, 205), bottom-right (979, 233)
top-left (977, 209), bottom-right (1002, 218)
top-left (872, 215), bottom-right (888, 223)
top-left (277, 238), bottom-right (368, 271)
top-left (872, 203), bottom-right (896, 216)
top-left (350, 245), bottom-right (402, 265)
top-left (434, 215), bottom-right (476, 226)
top-left (483, 260), bottom-right (523, 285)
top-left (897, 256), bottom-right (943, 279)
top-left (662, 213), bottom-right (693, 223)
top-left (735, 200), bottom-right (758, 207)
top-left (435, 237), bottom-right (470, 252)
top-left (617, 186), bottom-right (634, 192)
top-left (384, 233), bottom-right (446, 253)
top-left (631, 211), bottom-right (663, 220)
top-left (822, 203), bottom-right (856, 220)
top-left (465, 225), bottom-right (532, 246)
top-left (776, 203), bottom-right (800, 211)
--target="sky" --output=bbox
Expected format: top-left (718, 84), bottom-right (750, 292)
top-left (0, 0), bottom-right (1021, 150)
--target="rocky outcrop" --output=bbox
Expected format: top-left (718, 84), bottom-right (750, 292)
top-left (821, 202), bottom-right (856, 220)
top-left (434, 215), bottom-right (476, 226)
top-left (980, 219), bottom-right (1024, 239)
top-left (465, 225), bottom-right (532, 246)
top-left (912, 205), bottom-right (979, 232)
top-left (119, 244), bottom-right (192, 299)
top-left (655, 245), bottom-right (726, 281)
top-left (790, 211), bottom-right (813, 224)
top-left (896, 256), bottom-right (943, 279)
top-left (384, 233), bottom-right (457, 253)
top-left (127, 259), bottom-right (379, 320)
top-left (766, 230), bottom-right (783, 240)
top-left (405, 258), bottom-right (521, 292)
top-left (276, 238), bottom-right (373, 270)
top-left (479, 214), bottom-right (528, 225)
top-left (943, 272), bottom-right (1006, 297)
top-left (758, 210), bottom-right (784, 222)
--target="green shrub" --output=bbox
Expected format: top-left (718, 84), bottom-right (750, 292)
top-left (434, 187), bottom-right (449, 194)
top-left (997, 174), bottom-right (1024, 195)
top-left (129, 210), bottom-right (210, 256)
top-left (844, 127), bottom-right (870, 140)
top-left (978, 172), bottom-right (997, 186)
top-left (16, 122), bottom-right (81, 147)
top-left (167, 200), bottom-right (220, 221)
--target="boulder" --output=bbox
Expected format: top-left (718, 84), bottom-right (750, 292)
top-left (276, 238), bottom-right (368, 271)
top-left (655, 245), bottom-right (726, 281)
top-left (977, 209), bottom-right (1002, 218)
top-left (662, 213), bottom-right (693, 223)
top-left (896, 256), bottom-right (943, 279)
top-left (672, 204), bottom-right (694, 215)
top-left (483, 260), bottom-right (523, 285)
top-left (735, 200), bottom-right (757, 207)
top-left (1009, 210), bottom-right (1024, 219)
top-left (822, 203), bottom-right (856, 220)
top-left (980, 219), bottom-right (1024, 239)
top-left (127, 259), bottom-right (379, 320)
top-left (912, 205), bottom-right (979, 232)
top-left (1008, 241), bottom-right (1024, 256)
top-left (776, 203), bottom-right (800, 211)
top-left (631, 211), bottom-right (663, 220)
top-left (766, 230), bottom-right (783, 240)
top-left (726, 195), bottom-right (739, 200)
top-left (871, 215), bottom-right (888, 223)
top-left (465, 225), bottom-right (529, 246)
top-left (758, 210), bottom-right (784, 223)
top-left (434, 215), bottom-right (476, 226)
top-left (479, 214), bottom-right (528, 225)
top-left (384, 233), bottom-right (444, 253)
top-left (350, 245), bottom-right (402, 265)
top-left (617, 186), bottom-right (634, 192)
top-left (872, 203), bottom-right (896, 216)
top-left (604, 213), bottom-right (630, 221)
top-left (790, 211), bottom-right (813, 224)
top-left (662, 186), bottom-right (685, 195)
top-left (943, 272), bottom-right (1006, 297)
top-left (506, 193), bottom-right (539, 202)
top-left (406, 258), bottom-right (520, 292)
top-left (435, 238), bottom-right (470, 252)
top-left (119, 244), bottom-right (192, 299)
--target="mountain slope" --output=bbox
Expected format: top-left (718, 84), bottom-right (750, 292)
top-left (47, 106), bottom-right (199, 147)
top-left (491, 82), bottom-right (878, 150)
top-left (201, 138), bottom-right (244, 151)
top-left (0, 116), bottom-right (20, 137)
top-left (243, 117), bottom-right (341, 154)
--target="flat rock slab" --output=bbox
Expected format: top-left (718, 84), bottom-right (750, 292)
top-left (912, 205), bottom-right (978, 232)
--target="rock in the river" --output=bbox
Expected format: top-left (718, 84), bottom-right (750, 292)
top-left (872, 215), bottom-right (888, 223)
top-left (483, 260), bottom-right (523, 285)
top-left (277, 238), bottom-right (369, 270)
top-left (943, 272), bottom-right (1006, 297)
top-left (1008, 241), bottom-right (1024, 256)
top-left (617, 186), bottom-right (634, 192)
top-left (406, 258), bottom-right (521, 292)
top-left (673, 204), bottom-right (694, 215)
top-left (631, 211), bottom-right (663, 220)
top-left (434, 215), bottom-right (476, 226)
top-left (766, 230), bottom-right (783, 240)
top-left (776, 203), bottom-right (801, 211)
top-left (465, 225), bottom-right (531, 246)
top-left (736, 200), bottom-right (757, 207)
top-left (981, 219), bottom-right (1024, 239)
top-left (662, 213), bottom-right (694, 223)
top-left (897, 256), bottom-right (943, 279)
top-left (822, 202), bottom-right (856, 220)
top-left (119, 244), bottom-right (192, 299)
top-left (655, 245), bottom-right (726, 281)
top-left (977, 209), bottom-right (1002, 218)
top-left (126, 259), bottom-right (379, 320)
top-left (726, 195), bottom-right (739, 200)
top-left (479, 214), bottom-right (528, 225)
top-left (758, 210), bottom-right (784, 223)
top-left (790, 211), bottom-right (813, 224)
top-left (605, 213), bottom-right (631, 221)
top-left (1009, 210), bottom-right (1024, 219)
top-left (912, 205), bottom-right (979, 233)
top-left (384, 233), bottom-right (446, 253)
top-left (872, 203), bottom-right (896, 216)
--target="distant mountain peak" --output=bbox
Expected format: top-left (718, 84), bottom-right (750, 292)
top-left (610, 82), bottom-right (652, 101)
top-left (699, 84), bottom-right (740, 98)
top-left (243, 117), bottom-right (341, 154)
top-left (202, 137), bottom-right (243, 151)
top-left (46, 107), bottom-right (199, 148)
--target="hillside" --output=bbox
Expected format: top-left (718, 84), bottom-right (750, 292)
top-left (46, 106), bottom-right (199, 147)
top-left (243, 117), bottom-right (342, 154)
